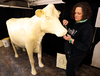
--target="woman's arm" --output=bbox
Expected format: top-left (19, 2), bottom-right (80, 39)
top-left (73, 28), bottom-right (94, 51)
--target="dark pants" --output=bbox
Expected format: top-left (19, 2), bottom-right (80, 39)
top-left (64, 41), bottom-right (86, 76)
top-left (66, 54), bottom-right (85, 76)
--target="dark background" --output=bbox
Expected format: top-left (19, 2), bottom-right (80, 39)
top-left (0, 0), bottom-right (100, 66)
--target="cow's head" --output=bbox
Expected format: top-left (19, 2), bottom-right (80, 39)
top-left (35, 4), bottom-right (67, 37)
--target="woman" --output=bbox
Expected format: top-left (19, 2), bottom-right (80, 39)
top-left (63, 2), bottom-right (94, 76)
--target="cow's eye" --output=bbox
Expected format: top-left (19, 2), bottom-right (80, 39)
top-left (46, 16), bottom-right (51, 20)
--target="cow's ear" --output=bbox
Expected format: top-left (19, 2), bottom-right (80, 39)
top-left (58, 10), bottom-right (61, 15)
top-left (35, 9), bottom-right (44, 17)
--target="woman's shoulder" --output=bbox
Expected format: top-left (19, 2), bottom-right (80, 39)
top-left (83, 19), bottom-right (94, 30)
top-left (81, 20), bottom-right (94, 34)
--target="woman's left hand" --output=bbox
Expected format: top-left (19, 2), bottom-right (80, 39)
top-left (63, 34), bottom-right (72, 41)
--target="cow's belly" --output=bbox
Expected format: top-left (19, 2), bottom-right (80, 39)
top-left (11, 36), bottom-right (25, 48)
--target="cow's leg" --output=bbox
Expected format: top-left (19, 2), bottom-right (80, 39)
top-left (26, 45), bottom-right (37, 75)
top-left (11, 42), bottom-right (19, 58)
top-left (38, 43), bottom-right (44, 67)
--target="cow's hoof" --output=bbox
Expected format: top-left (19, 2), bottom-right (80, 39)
top-left (39, 63), bottom-right (44, 67)
top-left (31, 71), bottom-right (37, 75)
top-left (15, 54), bottom-right (19, 58)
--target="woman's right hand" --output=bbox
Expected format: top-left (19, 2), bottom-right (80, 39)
top-left (62, 19), bottom-right (69, 26)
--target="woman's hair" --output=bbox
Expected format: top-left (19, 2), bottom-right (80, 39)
top-left (71, 2), bottom-right (92, 20)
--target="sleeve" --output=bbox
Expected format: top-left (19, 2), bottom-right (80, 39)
top-left (73, 26), bottom-right (94, 51)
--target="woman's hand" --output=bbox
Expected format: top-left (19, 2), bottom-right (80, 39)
top-left (62, 19), bottom-right (69, 26)
top-left (63, 34), bottom-right (74, 44)
top-left (63, 34), bottom-right (71, 41)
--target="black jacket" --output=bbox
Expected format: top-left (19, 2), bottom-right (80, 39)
top-left (64, 19), bottom-right (94, 57)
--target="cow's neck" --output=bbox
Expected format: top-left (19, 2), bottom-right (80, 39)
top-left (27, 17), bottom-right (45, 41)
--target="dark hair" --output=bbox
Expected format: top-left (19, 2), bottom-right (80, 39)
top-left (71, 2), bottom-right (92, 20)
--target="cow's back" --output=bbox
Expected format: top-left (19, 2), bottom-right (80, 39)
top-left (6, 18), bottom-right (30, 27)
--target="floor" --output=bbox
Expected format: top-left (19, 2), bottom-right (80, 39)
top-left (0, 46), bottom-right (100, 76)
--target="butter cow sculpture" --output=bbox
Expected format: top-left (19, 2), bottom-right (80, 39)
top-left (6, 4), bottom-right (67, 75)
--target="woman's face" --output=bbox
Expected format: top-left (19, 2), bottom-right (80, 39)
top-left (74, 7), bottom-right (83, 23)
